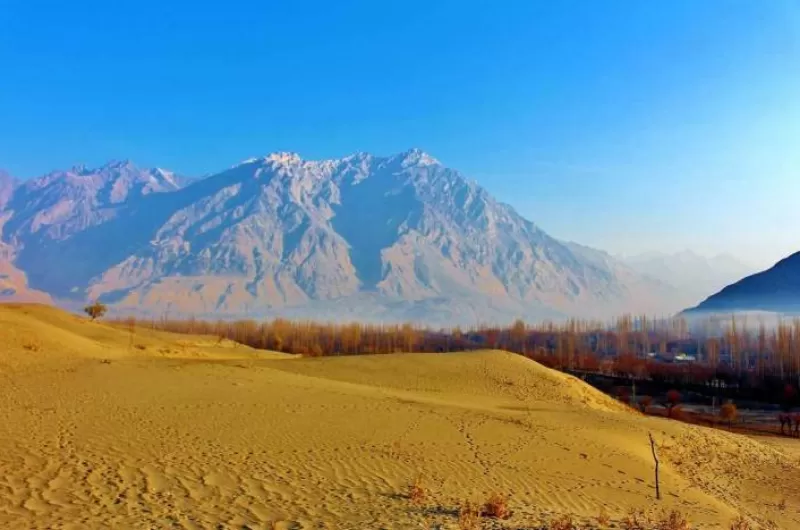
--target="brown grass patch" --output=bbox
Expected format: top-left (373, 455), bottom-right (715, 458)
top-left (482, 492), bottom-right (510, 519)
top-left (458, 500), bottom-right (481, 530)
top-left (408, 475), bottom-right (427, 505)
top-left (547, 514), bottom-right (577, 530)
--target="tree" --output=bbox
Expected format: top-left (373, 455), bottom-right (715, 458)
top-left (84, 301), bottom-right (108, 321)
top-left (665, 390), bottom-right (681, 418)
top-left (720, 401), bottom-right (737, 430)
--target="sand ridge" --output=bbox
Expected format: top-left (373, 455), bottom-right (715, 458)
top-left (0, 304), bottom-right (797, 529)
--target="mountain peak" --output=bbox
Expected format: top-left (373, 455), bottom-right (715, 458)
top-left (395, 148), bottom-right (439, 167)
top-left (265, 152), bottom-right (302, 165)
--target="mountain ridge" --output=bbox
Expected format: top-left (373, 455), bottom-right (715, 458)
top-left (1, 150), bottom-right (691, 324)
top-left (685, 251), bottom-right (800, 315)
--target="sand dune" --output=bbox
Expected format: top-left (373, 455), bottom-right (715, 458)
top-left (0, 304), bottom-right (797, 529)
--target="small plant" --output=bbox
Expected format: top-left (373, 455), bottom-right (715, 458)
top-left (665, 390), bottom-right (681, 418)
top-left (729, 516), bottom-right (751, 530)
top-left (408, 475), bottom-right (427, 505)
top-left (777, 498), bottom-right (787, 511)
top-left (84, 300), bottom-right (108, 321)
top-left (458, 500), bottom-right (481, 530)
top-left (596, 506), bottom-right (611, 527)
top-left (720, 401), bottom-right (738, 429)
top-left (22, 337), bottom-right (42, 352)
top-left (548, 514), bottom-right (576, 530)
top-left (622, 510), bottom-right (648, 530)
top-left (483, 492), bottom-right (510, 519)
top-left (655, 510), bottom-right (691, 530)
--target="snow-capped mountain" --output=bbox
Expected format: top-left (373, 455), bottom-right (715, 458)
top-left (0, 150), bottom-right (686, 323)
top-left (622, 250), bottom-right (754, 305)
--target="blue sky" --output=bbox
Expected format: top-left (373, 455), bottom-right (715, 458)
top-left (1, 0), bottom-right (798, 268)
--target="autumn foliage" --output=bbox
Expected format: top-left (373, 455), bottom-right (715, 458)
top-left (115, 313), bottom-right (800, 390)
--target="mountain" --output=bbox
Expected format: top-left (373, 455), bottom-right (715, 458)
top-left (0, 170), bottom-right (15, 211)
top-left (685, 252), bottom-right (800, 315)
top-left (0, 169), bottom-right (53, 303)
top-left (0, 150), bottom-right (685, 324)
top-left (623, 250), bottom-right (753, 305)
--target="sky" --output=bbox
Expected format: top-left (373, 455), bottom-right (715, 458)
top-left (1, 0), bottom-right (799, 269)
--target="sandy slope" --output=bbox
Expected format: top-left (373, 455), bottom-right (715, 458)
top-left (0, 304), bottom-right (797, 529)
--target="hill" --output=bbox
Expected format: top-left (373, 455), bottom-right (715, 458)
top-left (685, 251), bottom-right (800, 315)
top-left (0, 151), bottom-right (685, 324)
top-left (0, 303), bottom-right (796, 528)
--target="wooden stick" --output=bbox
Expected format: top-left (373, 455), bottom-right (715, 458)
top-left (649, 432), bottom-right (661, 500)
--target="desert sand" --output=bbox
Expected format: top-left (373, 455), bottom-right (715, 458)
top-left (0, 304), bottom-right (798, 529)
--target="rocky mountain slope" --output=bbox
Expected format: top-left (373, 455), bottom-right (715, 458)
top-left (685, 252), bottom-right (800, 315)
top-left (1, 151), bottom-right (687, 324)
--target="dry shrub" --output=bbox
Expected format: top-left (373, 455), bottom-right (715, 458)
top-left (622, 510), bottom-right (649, 530)
top-left (596, 506), bottom-right (611, 527)
top-left (134, 343), bottom-right (147, 350)
top-left (729, 516), bottom-right (751, 530)
top-left (547, 514), bottom-right (576, 530)
top-left (777, 498), bottom-right (787, 511)
top-left (483, 492), bottom-right (510, 519)
top-left (408, 475), bottom-right (427, 505)
top-left (639, 395), bottom-right (653, 413)
top-left (22, 337), bottom-right (41, 352)
top-left (458, 500), bottom-right (481, 530)
top-left (655, 510), bottom-right (691, 530)
top-left (720, 401), bottom-right (738, 428)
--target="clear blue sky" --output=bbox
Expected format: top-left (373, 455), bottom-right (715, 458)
top-left (1, 0), bottom-right (799, 268)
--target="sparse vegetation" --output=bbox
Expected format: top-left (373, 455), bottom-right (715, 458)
top-left (84, 300), bottom-right (108, 321)
top-left (546, 514), bottom-right (577, 530)
top-left (482, 492), bottom-right (510, 519)
top-left (665, 390), bottom-right (681, 418)
top-left (408, 475), bottom-right (427, 505)
top-left (622, 509), bottom-right (648, 530)
top-left (457, 500), bottom-right (481, 530)
top-left (655, 510), bottom-right (691, 530)
top-left (596, 506), bottom-right (611, 527)
top-left (720, 401), bottom-right (738, 429)
top-left (22, 337), bottom-right (41, 352)
top-left (729, 516), bottom-right (751, 530)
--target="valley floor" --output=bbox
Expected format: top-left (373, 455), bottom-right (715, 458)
top-left (0, 304), bottom-right (798, 529)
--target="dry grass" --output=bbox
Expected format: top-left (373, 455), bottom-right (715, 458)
top-left (482, 492), bottom-right (510, 519)
top-left (622, 509), bottom-right (648, 530)
top-left (729, 516), bottom-right (751, 530)
top-left (596, 506), bottom-right (611, 527)
top-left (458, 500), bottom-right (481, 530)
top-left (22, 337), bottom-right (41, 352)
top-left (655, 510), bottom-right (691, 530)
top-left (546, 514), bottom-right (577, 530)
top-left (408, 475), bottom-right (427, 505)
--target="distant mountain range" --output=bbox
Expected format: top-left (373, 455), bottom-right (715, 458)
top-left (685, 252), bottom-right (800, 315)
top-left (0, 150), bottom-right (724, 324)
top-left (621, 250), bottom-right (754, 305)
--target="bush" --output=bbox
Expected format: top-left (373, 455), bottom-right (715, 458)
top-left (458, 500), bottom-right (481, 530)
top-left (548, 514), bottom-right (577, 530)
top-left (84, 301), bottom-right (108, 321)
top-left (720, 401), bottom-right (738, 429)
top-left (482, 492), bottom-right (510, 519)
top-left (665, 390), bottom-right (681, 418)
top-left (407, 475), bottom-right (427, 505)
